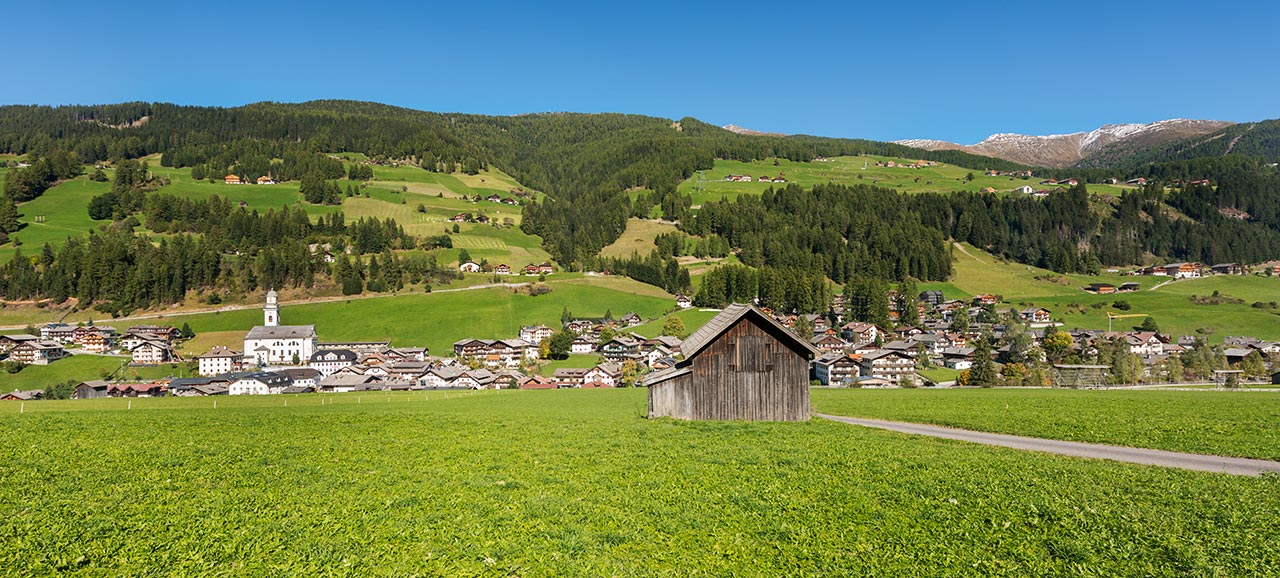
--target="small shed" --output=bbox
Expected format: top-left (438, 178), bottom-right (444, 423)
top-left (645, 303), bottom-right (819, 421)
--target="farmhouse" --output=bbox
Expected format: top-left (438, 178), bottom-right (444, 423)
top-left (3, 389), bottom-right (45, 401)
top-left (243, 290), bottom-right (318, 366)
top-left (225, 174), bottom-right (243, 185)
top-left (645, 303), bottom-right (819, 421)
top-left (196, 346), bottom-right (241, 376)
top-left (40, 323), bottom-right (75, 343)
top-left (130, 340), bottom-right (175, 365)
top-left (228, 371), bottom-right (292, 395)
top-left (1019, 308), bottom-right (1052, 324)
top-left (494, 264), bottom-right (512, 275)
top-left (459, 261), bottom-right (481, 273)
top-left (675, 294), bottom-right (693, 308)
top-left (812, 352), bottom-right (861, 386)
top-left (840, 322), bottom-right (882, 345)
top-left (10, 340), bottom-right (67, 365)
top-left (1162, 262), bottom-right (1201, 279)
top-left (519, 325), bottom-right (554, 343)
top-left (74, 380), bottom-right (111, 399)
top-left (256, 175), bottom-right (276, 185)
top-left (1210, 263), bottom-right (1246, 275)
top-left (859, 350), bottom-right (917, 385)
top-left (518, 375), bottom-right (556, 389)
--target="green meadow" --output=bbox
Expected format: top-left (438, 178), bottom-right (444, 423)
top-left (1, 156), bottom-right (549, 269)
top-left (2, 389), bottom-right (1277, 576)
top-left (159, 276), bottom-right (675, 355)
top-left (945, 243), bottom-right (1280, 341)
top-left (677, 155), bottom-right (1134, 206)
top-left (813, 388), bottom-right (1280, 461)
top-left (2, 354), bottom-right (186, 390)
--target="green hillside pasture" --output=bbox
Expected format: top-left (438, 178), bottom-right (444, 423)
top-left (599, 218), bottom-right (680, 259)
top-left (629, 307), bottom-right (721, 339)
top-left (679, 156), bottom-right (1135, 206)
top-left (538, 353), bottom-right (605, 374)
top-left (950, 243), bottom-right (1280, 340)
top-left (1039, 275), bottom-right (1280, 340)
top-left (2, 390), bottom-right (1277, 575)
top-left (814, 388), bottom-right (1280, 461)
top-left (6, 176), bottom-right (112, 254)
top-left (2, 354), bottom-right (186, 390)
top-left (161, 280), bottom-right (672, 355)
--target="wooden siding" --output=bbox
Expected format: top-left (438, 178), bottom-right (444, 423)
top-left (649, 316), bottom-right (810, 421)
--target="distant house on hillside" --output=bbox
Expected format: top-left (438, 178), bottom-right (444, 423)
top-left (256, 175), bottom-right (275, 185)
top-left (1085, 283), bottom-right (1116, 294)
top-left (225, 174), bottom-right (243, 185)
top-left (675, 294), bottom-right (693, 308)
top-left (458, 262), bottom-right (481, 273)
top-left (1012, 185), bottom-right (1034, 194)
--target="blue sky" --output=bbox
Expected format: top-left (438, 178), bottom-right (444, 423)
top-left (4, 0), bottom-right (1276, 143)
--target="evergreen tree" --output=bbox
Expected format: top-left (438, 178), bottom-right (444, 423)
top-left (969, 334), bottom-right (998, 388)
top-left (0, 195), bottom-right (19, 233)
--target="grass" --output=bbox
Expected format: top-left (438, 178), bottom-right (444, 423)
top-left (599, 218), bottom-right (680, 259)
top-left (2, 389), bottom-right (1278, 575)
top-left (2, 354), bottom-right (187, 390)
top-left (538, 353), bottom-right (604, 373)
top-left (156, 277), bottom-right (674, 355)
top-left (629, 308), bottom-right (721, 339)
top-left (813, 388), bottom-right (1280, 461)
top-left (946, 243), bottom-right (1280, 341)
top-left (678, 155), bottom-right (1137, 207)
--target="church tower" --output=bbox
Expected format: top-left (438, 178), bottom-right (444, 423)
top-left (264, 289), bottom-right (279, 327)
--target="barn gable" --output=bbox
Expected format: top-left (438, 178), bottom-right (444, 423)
top-left (646, 304), bottom-right (818, 422)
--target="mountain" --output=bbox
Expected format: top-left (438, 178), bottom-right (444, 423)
top-left (722, 124), bottom-right (786, 137)
top-left (896, 119), bottom-right (1234, 168)
top-left (1081, 118), bottom-right (1280, 168)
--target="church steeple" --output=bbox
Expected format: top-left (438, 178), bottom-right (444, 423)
top-left (264, 289), bottom-right (279, 327)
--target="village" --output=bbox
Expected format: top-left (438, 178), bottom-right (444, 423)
top-left (4, 257), bottom-right (1279, 401)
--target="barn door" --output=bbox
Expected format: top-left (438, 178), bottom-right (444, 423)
top-left (735, 335), bottom-right (776, 372)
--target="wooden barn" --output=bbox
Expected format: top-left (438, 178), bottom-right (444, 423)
top-left (645, 303), bottom-right (819, 421)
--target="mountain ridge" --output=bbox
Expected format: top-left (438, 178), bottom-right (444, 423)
top-left (896, 119), bottom-right (1234, 168)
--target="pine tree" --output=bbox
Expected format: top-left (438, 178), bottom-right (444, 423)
top-left (0, 195), bottom-right (19, 233)
top-left (969, 334), bottom-right (997, 388)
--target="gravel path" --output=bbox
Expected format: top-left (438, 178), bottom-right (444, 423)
top-left (816, 414), bottom-right (1280, 476)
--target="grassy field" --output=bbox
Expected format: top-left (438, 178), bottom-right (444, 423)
top-left (2, 354), bottom-right (186, 390)
top-left (599, 218), bottom-right (680, 259)
top-left (159, 277), bottom-right (674, 355)
top-left (814, 388), bottom-right (1280, 461)
top-left (2, 389), bottom-right (1278, 575)
top-left (1, 157), bottom-right (550, 269)
top-left (945, 243), bottom-right (1280, 341)
top-left (628, 307), bottom-right (720, 339)
top-left (538, 353), bottom-right (605, 373)
top-left (677, 156), bottom-right (1135, 207)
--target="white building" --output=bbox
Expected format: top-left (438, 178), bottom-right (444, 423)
top-left (196, 346), bottom-right (240, 376)
top-left (243, 290), bottom-right (318, 366)
top-left (130, 340), bottom-right (175, 365)
top-left (309, 349), bottom-right (358, 375)
top-left (228, 372), bottom-right (292, 395)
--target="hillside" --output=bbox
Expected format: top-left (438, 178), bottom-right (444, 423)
top-left (897, 119), bottom-right (1232, 168)
top-left (671, 155), bottom-right (1133, 207)
top-left (1080, 118), bottom-right (1280, 168)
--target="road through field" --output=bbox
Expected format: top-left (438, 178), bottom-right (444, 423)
top-left (817, 414), bottom-right (1280, 476)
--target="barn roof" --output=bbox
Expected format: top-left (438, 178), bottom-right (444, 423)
top-left (680, 303), bottom-right (820, 360)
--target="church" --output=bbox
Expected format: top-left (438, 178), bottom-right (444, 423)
top-left (243, 290), bottom-right (318, 366)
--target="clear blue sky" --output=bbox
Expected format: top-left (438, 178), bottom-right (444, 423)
top-left (4, 0), bottom-right (1277, 143)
